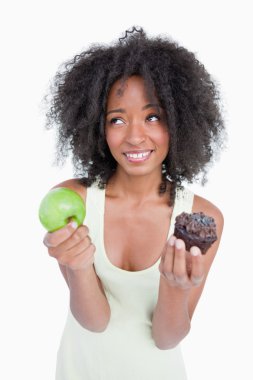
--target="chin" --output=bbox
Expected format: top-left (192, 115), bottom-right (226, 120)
top-left (122, 165), bottom-right (160, 178)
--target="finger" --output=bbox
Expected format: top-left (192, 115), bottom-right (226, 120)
top-left (43, 221), bottom-right (78, 248)
top-left (173, 239), bottom-right (188, 285)
top-left (53, 234), bottom-right (92, 262)
top-left (190, 246), bottom-right (204, 286)
top-left (50, 225), bottom-right (90, 255)
top-left (63, 243), bottom-right (96, 271)
top-left (160, 236), bottom-right (176, 281)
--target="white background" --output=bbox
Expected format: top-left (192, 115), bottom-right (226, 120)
top-left (1, 0), bottom-right (252, 379)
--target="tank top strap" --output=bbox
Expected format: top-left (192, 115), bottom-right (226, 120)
top-left (85, 185), bottom-right (105, 244)
top-left (168, 186), bottom-right (194, 237)
top-left (86, 184), bottom-right (105, 211)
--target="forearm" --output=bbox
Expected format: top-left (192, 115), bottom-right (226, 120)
top-left (66, 265), bottom-right (111, 332)
top-left (152, 276), bottom-right (191, 349)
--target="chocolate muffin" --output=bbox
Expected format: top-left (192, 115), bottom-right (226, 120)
top-left (174, 211), bottom-right (217, 254)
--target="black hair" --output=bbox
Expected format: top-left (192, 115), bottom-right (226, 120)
top-left (45, 26), bottom-right (226, 205)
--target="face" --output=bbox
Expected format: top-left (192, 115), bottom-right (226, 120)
top-left (105, 75), bottom-right (170, 178)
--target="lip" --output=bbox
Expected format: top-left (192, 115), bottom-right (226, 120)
top-left (123, 149), bottom-right (154, 163)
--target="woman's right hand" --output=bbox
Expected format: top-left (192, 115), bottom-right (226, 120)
top-left (43, 221), bottom-right (96, 271)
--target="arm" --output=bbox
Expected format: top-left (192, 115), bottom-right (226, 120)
top-left (152, 275), bottom-right (191, 349)
top-left (152, 195), bottom-right (224, 349)
top-left (43, 179), bottom-right (111, 332)
top-left (66, 265), bottom-right (111, 332)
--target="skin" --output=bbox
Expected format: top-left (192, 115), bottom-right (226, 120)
top-left (43, 75), bottom-right (224, 348)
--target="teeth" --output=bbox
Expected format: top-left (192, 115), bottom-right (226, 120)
top-left (126, 151), bottom-right (151, 159)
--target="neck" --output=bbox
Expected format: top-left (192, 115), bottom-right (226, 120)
top-left (107, 167), bottom-right (163, 202)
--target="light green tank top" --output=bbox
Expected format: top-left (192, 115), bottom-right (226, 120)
top-left (56, 185), bottom-right (194, 380)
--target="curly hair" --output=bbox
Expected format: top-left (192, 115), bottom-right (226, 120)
top-left (45, 26), bottom-right (226, 205)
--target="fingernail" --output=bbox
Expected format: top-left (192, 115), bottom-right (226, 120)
top-left (169, 236), bottom-right (175, 246)
top-left (70, 221), bottom-right (78, 229)
top-left (175, 240), bottom-right (183, 250)
top-left (191, 247), bottom-right (201, 256)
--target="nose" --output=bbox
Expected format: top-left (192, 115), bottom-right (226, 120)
top-left (125, 121), bottom-right (146, 146)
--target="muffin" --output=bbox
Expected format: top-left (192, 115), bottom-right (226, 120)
top-left (174, 211), bottom-right (217, 254)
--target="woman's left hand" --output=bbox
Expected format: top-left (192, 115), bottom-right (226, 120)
top-left (159, 235), bottom-right (205, 290)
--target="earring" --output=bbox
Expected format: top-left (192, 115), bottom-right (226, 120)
top-left (162, 163), bottom-right (173, 182)
top-left (166, 174), bottom-right (173, 182)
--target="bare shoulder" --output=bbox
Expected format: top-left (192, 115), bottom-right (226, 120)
top-left (192, 193), bottom-right (224, 261)
top-left (192, 194), bottom-right (224, 233)
top-left (51, 178), bottom-right (87, 202)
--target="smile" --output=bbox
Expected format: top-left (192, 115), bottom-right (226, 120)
top-left (123, 150), bottom-right (153, 162)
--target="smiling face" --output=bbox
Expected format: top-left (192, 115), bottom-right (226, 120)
top-left (105, 75), bottom-right (170, 178)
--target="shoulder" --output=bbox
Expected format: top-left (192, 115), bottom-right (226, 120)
top-left (51, 178), bottom-right (87, 202)
top-left (192, 193), bottom-right (224, 257)
top-left (192, 194), bottom-right (224, 232)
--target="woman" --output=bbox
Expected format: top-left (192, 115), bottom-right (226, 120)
top-left (43, 26), bottom-right (225, 379)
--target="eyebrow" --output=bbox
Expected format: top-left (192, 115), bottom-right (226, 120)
top-left (106, 103), bottom-right (162, 116)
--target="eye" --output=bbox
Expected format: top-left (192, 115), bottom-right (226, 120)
top-left (109, 117), bottom-right (124, 126)
top-left (147, 114), bottom-right (161, 122)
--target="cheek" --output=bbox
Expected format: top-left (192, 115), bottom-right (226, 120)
top-left (153, 129), bottom-right (170, 150)
top-left (105, 130), bottom-right (122, 151)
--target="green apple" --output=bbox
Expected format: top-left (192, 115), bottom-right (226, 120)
top-left (39, 187), bottom-right (86, 232)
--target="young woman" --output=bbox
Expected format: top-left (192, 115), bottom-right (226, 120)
top-left (43, 26), bottom-right (225, 379)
